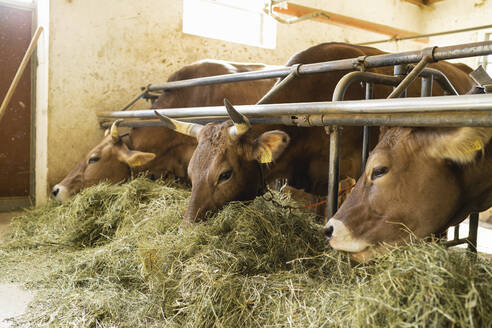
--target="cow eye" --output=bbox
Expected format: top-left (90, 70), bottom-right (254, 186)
top-left (371, 166), bottom-right (388, 180)
top-left (88, 156), bottom-right (100, 164)
top-left (218, 170), bottom-right (233, 183)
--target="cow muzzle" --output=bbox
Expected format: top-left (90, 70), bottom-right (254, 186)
top-left (324, 218), bottom-right (370, 253)
top-left (51, 184), bottom-right (71, 202)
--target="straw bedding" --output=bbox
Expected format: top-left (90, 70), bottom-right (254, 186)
top-left (0, 177), bottom-right (490, 327)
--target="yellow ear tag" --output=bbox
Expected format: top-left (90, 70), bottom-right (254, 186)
top-left (259, 148), bottom-right (273, 164)
top-left (128, 158), bottom-right (142, 167)
top-left (464, 139), bottom-right (482, 153)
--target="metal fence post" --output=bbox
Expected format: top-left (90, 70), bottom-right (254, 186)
top-left (326, 126), bottom-right (341, 217)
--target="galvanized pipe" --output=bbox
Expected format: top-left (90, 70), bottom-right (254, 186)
top-left (421, 76), bottom-right (433, 97)
top-left (146, 41), bottom-right (492, 92)
top-left (326, 126), bottom-right (341, 217)
top-left (468, 213), bottom-right (479, 253)
top-left (101, 111), bottom-right (492, 128)
top-left (361, 82), bottom-right (373, 173)
top-left (388, 56), bottom-right (432, 98)
top-left (98, 94), bottom-right (492, 120)
top-left (99, 117), bottom-right (290, 129)
top-left (332, 71), bottom-right (402, 101)
top-left (317, 112), bottom-right (492, 127)
top-left (357, 24), bottom-right (492, 46)
top-left (256, 66), bottom-right (299, 104)
top-left (453, 224), bottom-right (460, 241)
top-left (417, 67), bottom-right (458, 95)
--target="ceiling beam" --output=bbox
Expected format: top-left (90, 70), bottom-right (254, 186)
top-left (270, 2), bottom-right (429, 43)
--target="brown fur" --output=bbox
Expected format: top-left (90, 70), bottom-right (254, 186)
top-left (327, 124), bottom-right (492, 258)
top-left (53, 60), bottom-right (277, 200)
top-left (184, 43), bottom-right (475, 221)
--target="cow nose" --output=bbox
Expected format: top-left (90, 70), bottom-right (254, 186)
top-left (324, 224), bottom-right (334, 241)
top-left (52, 186), bottom-right (60, 197)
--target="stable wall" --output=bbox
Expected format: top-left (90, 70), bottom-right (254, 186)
top-left (421, 0), bottom-right (492, 68)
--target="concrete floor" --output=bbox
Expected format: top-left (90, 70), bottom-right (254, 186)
top-left (0, 211), bottom-right (33, 328)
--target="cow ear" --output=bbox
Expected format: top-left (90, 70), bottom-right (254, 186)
top-left (251, 130), bottom-right (290, 164)
top-left (118, 149), bottom-right (156, 167)
top-left (424, 127), bottom-right (492, 164)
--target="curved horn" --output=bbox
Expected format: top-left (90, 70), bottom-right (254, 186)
top-left (110, 119), bottom-right (123, 143)
top-left (154, 111), bottom-right (203, 138)
top-left (224, 98), bottom-right (251, 138)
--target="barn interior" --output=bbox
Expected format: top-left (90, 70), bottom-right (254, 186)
top-left (1, 0), bottom-right (492, 326)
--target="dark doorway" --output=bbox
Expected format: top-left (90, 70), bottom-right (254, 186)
top-left (0, 3), bottom-right (34, 209)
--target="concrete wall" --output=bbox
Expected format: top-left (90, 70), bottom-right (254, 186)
top-left (38, 0), bottom-right (491, 202)
top-left (421, 0), bottom-right (492, 68)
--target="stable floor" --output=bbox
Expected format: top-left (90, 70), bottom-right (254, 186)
top-left (0, 211), bottom-right (33, 328)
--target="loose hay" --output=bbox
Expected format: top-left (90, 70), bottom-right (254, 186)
top-left (0, 177), bottom-right (491, 327)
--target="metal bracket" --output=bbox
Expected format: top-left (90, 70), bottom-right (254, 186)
top-left (353, 55), bottom-right (368, 72)
top-left (469, 65), bottom-right (492, 93)
top-left (421, 46), bottom-right (437, 63)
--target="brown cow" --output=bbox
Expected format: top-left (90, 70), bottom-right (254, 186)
top-left (51, 59), bottom-right (277, 201)
top-left (157, 42), bottom-right (475, 222)
top-left (324, 87), bottom-right (492, 262)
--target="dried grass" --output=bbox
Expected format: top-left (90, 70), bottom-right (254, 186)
top-left (0, 177), bottom-right (490, 327)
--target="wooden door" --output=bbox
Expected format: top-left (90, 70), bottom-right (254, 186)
top-left (0, 4), bottom-right (34, 208)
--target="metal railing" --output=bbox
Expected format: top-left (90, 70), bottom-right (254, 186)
top-left (97, 41), bottom-right (492, 252)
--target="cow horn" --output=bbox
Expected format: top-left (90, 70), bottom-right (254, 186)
top-left (154, 110), bottom-right (203, 138)
top-left (224, 98), bottom-right (251, 138)
top-left (110, 119), bottom-right (124, 143)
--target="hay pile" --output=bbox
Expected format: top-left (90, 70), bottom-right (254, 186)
top-left (0, 177), bottom-right (491, 327)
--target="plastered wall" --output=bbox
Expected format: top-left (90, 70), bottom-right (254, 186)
top-left (40, 0), bottom-right (490, 202)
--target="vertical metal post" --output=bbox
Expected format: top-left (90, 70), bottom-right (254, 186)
top-left (421, 76), bottom-right (433, 97)
top-left (361, 83), bottom-right (373, 173)
top-left (454, 224), bottom-right (460, 241)
top-left (327, 126), bottom-right (341, 217)
top-left (468, 213), bottom-right (479, 253)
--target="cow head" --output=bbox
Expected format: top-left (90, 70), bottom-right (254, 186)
top-left (51, 120), bottom-right (156, 201)
top-left (324, 126), bottom-right (492, 262)
top-left (155, 99), bottom-right (290, 222)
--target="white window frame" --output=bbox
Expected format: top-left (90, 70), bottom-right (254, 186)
top-left (182, 0), bottom-right (277, 49)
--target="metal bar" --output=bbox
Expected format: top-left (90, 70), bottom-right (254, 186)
top-left (326, 126), bottom-right (340, 217)
top-left (357, 24), bottom-right (492, 46)
top-left (317, 112), bottom-right (492, 127)
top-left (147, 41), bottom-right (492, 92)
top-left (362, 82), bottom-right (373, 173)
top-left (388, 56), bottom-right (431, 99)
top-left (256, 66), bottom-right (299, 104)
top-left (148, 66), bottom-right (292, 91)
top-left (444, 237), bottom-right (470, 247)
top-left (468, 213), bottom-right (479, 253)
top-left (98, 94), bottom-right (492, 120)
top-left (418, 67), bottom-right (458, 95)
top-left (454, 224), bottom-right (460, 241)
top-left (332, 71), bottom-right (403, 101)
top-left (421, 76), bottom-right (433, 97)
top-left (120, 86), bottom-right (149, 111)
top-left (101, 111), bottom-right (492, 128)
top-left (99, 117), bottom-right (289, 129)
